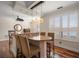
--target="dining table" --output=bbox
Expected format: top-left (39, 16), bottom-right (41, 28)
top-left (29, 35), bottom-right (52, 58)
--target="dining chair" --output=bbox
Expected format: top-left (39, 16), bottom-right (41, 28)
top-left (18, 35), bottom-right (40, 58)
top-left (8, 30), bottom-right (16, 57)
top-left (40, 32), bottom-right (45, 36)
top-left (47, 33), bottom-right (54, 58)
top-left (8, 30), bottom-right (15, 49)
top-left (32, 32), bottom-right (39, 36)
top-left (15, 34), bottom-right (23, 57)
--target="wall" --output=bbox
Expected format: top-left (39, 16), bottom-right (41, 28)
top-left (42, 3), bottom-right (79, 52)
top-left (0, 2), bottom-right (32, 41)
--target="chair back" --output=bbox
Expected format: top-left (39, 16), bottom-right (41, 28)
top-left (15, 35), bottom-right (21, 51)
top-left (32, 32), bottom-right (39, 36)
top-left (48, 33), bottom-right (55, 57)
top-left (18, 35), bottom-right (30, 57)
top-left (40, 32), bottom-right (45, 36)
top-left (48, 33), bottom-right (54, 41)
top-left (8, 30), bottom-right (15, 39)
top-left (8, 30), bottom-right (15, 45)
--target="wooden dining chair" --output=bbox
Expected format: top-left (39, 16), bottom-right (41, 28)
top-left (32, 32), bottom-right (39, 36)
top-left (47, 33), bottom-right (54, 58)
top-left (8, 30), bottom-right (15, 50)
top-left (18, 35), bottom-right (40, 58)
top-left (40, 32), bottom-right (45, 36)
top-left (8, 30), bottom-right (16, 57)
top-left (15, 34), bottom-right (23, 57)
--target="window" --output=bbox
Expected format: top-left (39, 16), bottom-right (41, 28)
top-left (69, 14), bottom-right (77, 28)
top-left (54, 17), bottom-right (60, 28)
top-left (63, 32), bottom-right (68, 38)
top-left (49, 18), bottom-right (54, 31)
top-left (60, 32), bottom-right (63, 38)
top-left (69, 32), bottom-right (77, 39)
top-left (55, 32), bottom-right (60, 39)
top-left (62, 15), bottom-right (68, 28)
top-left (49, 19), bottom-right (54, 28)
top-left (49, 12), bottom-right (78, 42)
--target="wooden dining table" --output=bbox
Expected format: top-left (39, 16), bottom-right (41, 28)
top-left (29, 35), bottom-right (52, 58)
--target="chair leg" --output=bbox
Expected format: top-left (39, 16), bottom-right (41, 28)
top-left (38, 52), bottom-right (40, 58)
top-left (17, 48), bottom-right (23, 58)
top-left (35, 52), bottom-right (40, 58)
top-left (47, 43), bottom-right (51, 58)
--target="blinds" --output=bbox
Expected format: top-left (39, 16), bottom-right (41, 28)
top-left (49, 12), bottom-right (78, 42)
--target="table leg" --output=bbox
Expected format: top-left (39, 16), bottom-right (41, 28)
top-left (40, 41), bottom-right (47, 58)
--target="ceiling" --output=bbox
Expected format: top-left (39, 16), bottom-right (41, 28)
top-left (0, 1), bottom-right (79, 17)
top-left (33, 1), bottom-right (79, 16)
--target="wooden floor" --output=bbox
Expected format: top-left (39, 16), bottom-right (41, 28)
top-left (0, 40), bottom-right (79, 58)
top-left (0, 40), bottom-right (12, 58)
top-left (55, 46), bottom-right (79, 58)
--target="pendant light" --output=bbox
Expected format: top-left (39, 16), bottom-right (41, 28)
top-left (31, 2), bottom-right (44, 24)
top-left (39, 2), bottom-right (44, 24)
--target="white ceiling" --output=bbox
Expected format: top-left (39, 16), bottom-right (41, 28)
top-left (33, 1), bottom-right (79, 16)
top-left (0, 1), bottom-right (79, 17)
top-left (0, 1), bottom-right (34, 23)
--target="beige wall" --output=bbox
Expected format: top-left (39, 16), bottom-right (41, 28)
top-left (0, 3), bottom-right (32, 41)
